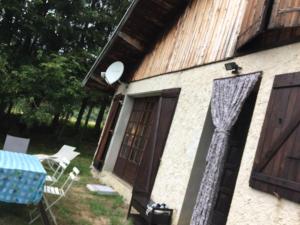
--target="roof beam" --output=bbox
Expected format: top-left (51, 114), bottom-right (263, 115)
top-left (90, 75), bottom-right (108, 87)
top-left (85, 82), bottom-right (114, 93)
top-left (87, 77), bottom-right (115, 93)
top-left (85, 81), bottom-right (103, 90)
top-left (142, 14), bottom-right (164, 27)
top-left (151, 0), bottom-right (174, 10)
top-left (118, 31), bottom-right (145, 52)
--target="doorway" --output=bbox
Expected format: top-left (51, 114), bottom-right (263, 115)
top-left (113, 88), bottom-right (181, 192)
top-left (179, 82), bottom-right (260, 225)
top-left (126, 89), bottom-right (181, 224)
top-left (93, 94), bottom-right (124, 170)
top-left (211, 87), bottom-right (259, 225)
top-left (113, 97), bottom-right (159, 184)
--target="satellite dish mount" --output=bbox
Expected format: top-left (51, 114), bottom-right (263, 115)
top-left (101, 61), bottom-right (125, 85)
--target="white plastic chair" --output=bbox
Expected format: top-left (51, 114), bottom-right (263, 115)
top-left (45, 160), bottom-right (69, 185)
top-left (29, 167), bottom-right (80, 225)
top-left (3, 134), bottom-right (30, 154)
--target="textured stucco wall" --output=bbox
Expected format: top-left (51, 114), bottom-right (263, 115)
top-left (225, 46), bottom-right (300, 225)
top-left (100, 42), bottom-right (300, 225)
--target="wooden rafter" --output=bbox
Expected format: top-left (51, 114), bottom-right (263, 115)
top-left (118, 31), bottom-right (145, 52)
top-left (90, 75), bottom-right (106, 86)
top-left (85, 81), bottom-right (115, 93)
top-left (83, 0), bottom-right (189, 84)
top-left (151, 0), bottom-right (173, 10)
top-left (90, 75), bottom-right (108, 87)
top-left (85, 81), bottom-right (103, 90)
top-left (141, 14), bottom-right (164, 27)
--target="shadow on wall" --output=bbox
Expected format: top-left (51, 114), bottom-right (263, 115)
top-left (178, 106), bottom-right (214, 225)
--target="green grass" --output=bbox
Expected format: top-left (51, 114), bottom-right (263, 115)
top-left (89, 199), bottom-right (110, 216)
top-left (0, 125), bottom-right (132, 225)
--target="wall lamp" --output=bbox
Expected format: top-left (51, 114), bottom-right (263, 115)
top-left (225, 62), bottom-right (242, 75)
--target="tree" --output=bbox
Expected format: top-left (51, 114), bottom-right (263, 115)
top-left (13, 53), bottom-right (85, 127)
top-left (94, 101), bottom-right (107, 131)
top-left (0, 0), bottom-right (131, 128)
top-left (0, 48), bottom-right (20, 117)
top-left (75, 97), bottom-right (89, 130)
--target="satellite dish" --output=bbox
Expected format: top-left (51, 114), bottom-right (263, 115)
top-left (102, 61), bottom-right (124, 85)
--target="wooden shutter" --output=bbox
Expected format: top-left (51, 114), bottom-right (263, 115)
top-left (237, 0), bottom-right (271, 49)
top-left (269, 0), bottom-right (300, 29)
top-left (250, 72), bottom-right (300, 203)
top-left (133, 88), bottom-right (181, 195)
top-left (93, 94), bottom-right (124, 170)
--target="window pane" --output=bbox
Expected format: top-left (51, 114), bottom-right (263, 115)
top-left (118, 97), bottom-right (157, 165)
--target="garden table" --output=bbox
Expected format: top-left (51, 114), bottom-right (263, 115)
top-left (0, 150), bottom-right (50, 225)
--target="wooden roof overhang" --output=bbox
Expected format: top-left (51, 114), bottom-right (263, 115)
top-left (82, 0), bottom-right (189, 92)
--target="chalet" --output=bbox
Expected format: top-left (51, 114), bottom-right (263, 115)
top-left (83, 0), bottom-right (300, 225)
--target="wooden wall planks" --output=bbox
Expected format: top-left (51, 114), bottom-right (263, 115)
top-left (237, 0), bottom-right (300, 51)
top-left (269, 0), bottom-right (300, 29)
top-left (237, 0), bottom-right (269, 50)
top-left (132, 0), bottom-right (246, 81)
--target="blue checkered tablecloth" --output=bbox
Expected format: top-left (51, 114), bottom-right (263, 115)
top-left (0, 151), bottom-right (46, 204)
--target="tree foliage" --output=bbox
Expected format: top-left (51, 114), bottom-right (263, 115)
top-left (0, 0), bottom-right (131, 127)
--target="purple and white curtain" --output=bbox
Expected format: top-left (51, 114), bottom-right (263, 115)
top-left (190, 72), bottom-right (261, 225)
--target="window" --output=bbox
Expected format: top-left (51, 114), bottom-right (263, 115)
top-left (250, 72), bottom-right (300, 203)
top-left (119, 98), bottom-right (157, 165)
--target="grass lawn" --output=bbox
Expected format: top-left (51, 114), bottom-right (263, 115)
top-left (0, 126), bottom-right (132, 225)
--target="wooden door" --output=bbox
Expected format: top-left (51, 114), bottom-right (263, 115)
top-left (133, 88), bottom-right (181, 194)
top-left (250, 72), bottom-right (300, 203)
top-left (127, 89), bottom-right (181, 224)
top-left (114, 97), bottom-right (159, 185)
top-left (93, 94), bottom-right (124, 170)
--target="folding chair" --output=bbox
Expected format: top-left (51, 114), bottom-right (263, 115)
top-left (29, 167), bottom-right (80, 225)
top-left (45, 159), bottom-right (69, 185)
top-left (3, 134), bottom-right (30, 154)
